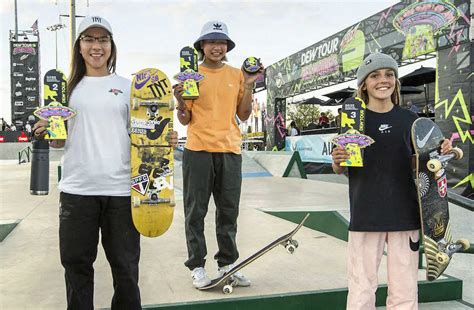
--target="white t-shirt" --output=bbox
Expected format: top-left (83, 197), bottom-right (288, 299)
top-left (58, 73), bottom-right (131, 196)
top-left (289, 128), bottom-right (298, 136)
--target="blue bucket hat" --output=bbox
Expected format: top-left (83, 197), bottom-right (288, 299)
top-left (194, 20), bottom-right (236, 52)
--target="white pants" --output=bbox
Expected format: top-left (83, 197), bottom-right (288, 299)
top-left (346, 230), bottom-right (419, 310)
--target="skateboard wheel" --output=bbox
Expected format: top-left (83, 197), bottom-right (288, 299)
top-left (132, 98), bottom-right (140, 110)
top-left (458, 238), bottom-right (470, 251)
top-left (450, 147), bottom-right (463, 160)
top-left (286, 244), bottom-right (296, 254)
top-left (435, 252), bottom-right (449, 264)
top-left (290, 239), bottom-right (299, 248)
top-left (223, 285), bottom-right (233, 294)
top-left (132, 196), bottom-right (141, 207)
top-left (427, 159), bottom-right (442, 173)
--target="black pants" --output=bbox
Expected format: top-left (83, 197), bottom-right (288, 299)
top-left (59, 192), bottom-right (141, 310)
top-left (182, 149), bottom-right (242, 270)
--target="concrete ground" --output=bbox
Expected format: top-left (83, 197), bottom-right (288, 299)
top-left (0, 154), bottom-right (472, 309)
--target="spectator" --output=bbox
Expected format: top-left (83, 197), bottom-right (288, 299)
top-left (406, 100), bottom-right (419, 113)
top-left (288, 120), bottom-right (300, 136)
top-left (318, 112), bottom-right (329, 128)
top-left (25, 122), bottom-right (32, 138)
top-left (306, 118), bottom-right (318, 130)
top-left (335, 108), bottom-right (342, 127)
top-left (1, 118), bottom-right (7, 131)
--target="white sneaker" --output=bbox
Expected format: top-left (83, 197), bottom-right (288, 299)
top-left (191, 267), bottom-right (211, 288)
top-left (217, 264), bottom-right (251, 287)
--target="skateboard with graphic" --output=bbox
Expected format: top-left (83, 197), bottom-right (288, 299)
top-left (174, 46), bottom-right (203, 100)
top-left (34, 69), bottom-right (75, 139)
top-left (130, 68), bottom-right (175, 237)
top-left (199, 213), bottom-right (310, 294)
top-left (332, 97), bottom-right (372, 167)
top-left (412, 117), bottom-right (469, 281)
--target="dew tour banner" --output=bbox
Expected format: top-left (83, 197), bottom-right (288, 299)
top-left (264, 0), bottom-right (472, 197)
top-left (10, 41), bottom-right (40, 128)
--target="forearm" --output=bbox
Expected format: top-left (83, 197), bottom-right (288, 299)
top-left (177, 107), bottom-right (191, 125)
top-left (332, 162), bottom-right (346, 174)
top-left (236, 85), bottom-right (253, 121)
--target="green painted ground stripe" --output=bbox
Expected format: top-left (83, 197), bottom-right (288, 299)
top-left (0, 221), bottom-right (19, 242)
top-left (265, 210), bottom-right (349, 242)
top-left (141, 277), bottom-right (462, 310)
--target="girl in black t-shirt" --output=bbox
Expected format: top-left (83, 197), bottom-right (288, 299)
top-left (331, 53), bottom-right (452, 310)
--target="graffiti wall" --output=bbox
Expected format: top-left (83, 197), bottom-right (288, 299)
top-left (436, 41), bottom-right (473, 197)
top-left (265, 0), bottom-right (472, 196)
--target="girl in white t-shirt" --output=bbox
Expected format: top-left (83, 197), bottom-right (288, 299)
top-left (33, 15), bottom-right (177, 309)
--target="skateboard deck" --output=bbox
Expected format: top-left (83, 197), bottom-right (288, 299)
top-left (199, 213), bottom-right (310, 294)
top-left (130, 68), bottom-right (175, 237)
top-left (175, 46), bottom-right (203, 100)
top-left (412, 117), bottom-right (469, 281)
top-left (34, 69), bottom-right (75, 139)
top-left (332, 97), bottom-right (372, 167)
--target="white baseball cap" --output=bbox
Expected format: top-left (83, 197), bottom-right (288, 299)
top-left (77, 15), bottom-right (113, 38)
top-left (194, 20), bottom-right (235, 52)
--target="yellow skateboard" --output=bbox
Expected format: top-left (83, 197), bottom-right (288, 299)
top-left (130, 68), bottom-right (175, 237)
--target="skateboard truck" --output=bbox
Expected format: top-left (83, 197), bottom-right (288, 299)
top-left (434, 238), bottom-right (470, 264)
top-left (132, 196), bottom-right (175, 208)
top-left (427, 147), bottom-right (463, 173)
top-left (132, 98), bottom-right (174, 111)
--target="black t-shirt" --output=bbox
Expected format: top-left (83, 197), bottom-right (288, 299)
top-left (348, 105), bottom-right (420, 231)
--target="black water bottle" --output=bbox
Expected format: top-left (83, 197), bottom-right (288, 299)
top-left (30, 139), bottom-right (50, 195)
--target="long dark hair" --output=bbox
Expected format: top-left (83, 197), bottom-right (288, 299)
top-left (67, 35), bottom-right (117, 98)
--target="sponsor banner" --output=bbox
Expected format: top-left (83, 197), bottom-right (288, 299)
top-left (285, 134), bottom-right (336, 164)
top-left (10, 41), bottom-right (40, 127)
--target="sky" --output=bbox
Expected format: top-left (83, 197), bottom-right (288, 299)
top-left (1, 0), bottom-right (434, 137)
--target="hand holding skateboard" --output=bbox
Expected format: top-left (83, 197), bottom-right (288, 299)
top-left (412, 117), bottom-right (469, 281)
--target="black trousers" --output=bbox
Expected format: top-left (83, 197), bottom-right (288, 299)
top-left (59, 192), bottom-right (141, 310)
top-left (182, 149), bottom-right (242, 270)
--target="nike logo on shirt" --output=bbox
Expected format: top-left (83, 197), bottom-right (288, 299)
top-left (378, 124), bottom-right (392, 132)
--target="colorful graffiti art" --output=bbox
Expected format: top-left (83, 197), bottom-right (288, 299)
top-left (393, 0), bottom-right (459, 60)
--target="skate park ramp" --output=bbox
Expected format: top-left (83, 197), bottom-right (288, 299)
top-left (244, 151), bottom-right (306, 178)
top-left (0, 157), bottom-right (472, 310)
